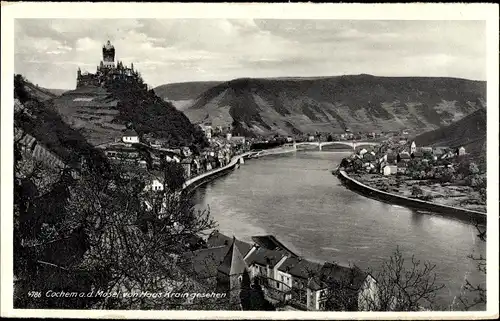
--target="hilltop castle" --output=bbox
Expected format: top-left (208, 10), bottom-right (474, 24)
top-left (76, 40), bottom-right (146, 90)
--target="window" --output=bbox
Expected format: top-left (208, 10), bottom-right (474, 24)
top-left (238, 275), bottom-right (243, 284)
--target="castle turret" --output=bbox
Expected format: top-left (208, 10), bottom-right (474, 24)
top-left (102, 40), bottom-right (115, 68)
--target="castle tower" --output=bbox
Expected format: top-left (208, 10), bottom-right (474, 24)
top-left (216, 237), bottom-right (249, 309)
top-left (102, 40), bottom-right (115, 68)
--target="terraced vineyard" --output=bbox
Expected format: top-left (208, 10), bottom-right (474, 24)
top-left (52, 86), bottom-right (125, 146)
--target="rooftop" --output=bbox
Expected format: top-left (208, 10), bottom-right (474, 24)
top-left (123, 128), bottom-right (139, 136)
top-left (319, 262), bottom-right (367, 290)
top-left (280, 257), bottom-right (323, 279)
top-left (246, 247), bottom-right (288, 268)
top-left (251, 235), bottom-right (299, 257)
top-left (179, 246), bottom-right (228, 280)
top-left (217, 238), bottom-right (248, 276)
top-left (206, 230), bottom-right (253, 257)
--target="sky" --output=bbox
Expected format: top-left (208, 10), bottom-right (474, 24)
top-left (14, 19), bottom-right (486, 89)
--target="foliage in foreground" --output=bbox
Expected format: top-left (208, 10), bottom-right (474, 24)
top-left (13, 140), bottom-right (218, 309)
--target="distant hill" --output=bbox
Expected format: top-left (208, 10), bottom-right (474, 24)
top-left (43, 88), bottom-right (69, 96)
top-left (51, 77), bottom-right (208, 149)
top-left (414, 108), bottom-right (486, 158)
top-left (182, 75), bottom-right (486, 137)
top-left (21, 81), bottom-right (58, 102)
top-left (154, 81), bottom-right (223, 111)
top-left (154, 81), bottom-right (223, 101)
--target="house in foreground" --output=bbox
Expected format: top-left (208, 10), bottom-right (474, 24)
top-left (179, 231), bottom-right (379, 311)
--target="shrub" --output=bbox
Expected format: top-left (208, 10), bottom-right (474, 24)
top-left (411, 185), bottom-right (424, 197)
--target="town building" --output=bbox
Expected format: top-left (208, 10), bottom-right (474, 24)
top-left (411, 151), bottom-right (423, 159)
top-left (441, 150), bottom-right (456, 160)
top-left (143, 174), bottom-right (165, 192)
top-left (215, 237), bottom-right (250, 307)
top-left (457, 146), bottom-right (466, 156)
top-left (179, 231), bottom-right (379, 311)
top-left (380, 153), bottom-right (397, 164)
top-left (122, 128), bottom-right (140, 144)
top-left (362, 152), bottom-right (376, 162)
top-left (397, 151), bottom-right (411, 163)
top-left (199, 124), bottom-right (213, 140)
top-left (382, 165), bottom-right (398, 176)
top-left (181, 158), bottom-right (193, 178)
top-left (410, 141), bottom-right (417, 154)
top-left (99, 141), bottom-right (146, 168)
top-left (314, 262), bottom-right (377, 311)
top-left (387, 153), bottom-right (397, 164)
top-left (359, 148), bottom-right (368, 157)
top-left (433, 147), bottom-right (447, 157)
top-left (363, 163), bottom-right (376, 173)
top-left (420, 146), bottom-right (433, 154)
top-left (396, 162), bottom-right (408, 174)
top-left (229, 136), bottom-right (246, 145)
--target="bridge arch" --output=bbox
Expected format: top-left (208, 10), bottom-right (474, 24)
top-left (295, 141), bottom-right (379, 151)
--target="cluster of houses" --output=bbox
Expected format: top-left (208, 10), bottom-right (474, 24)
top-left (343, 140), bottom-right (467, 176)
top-left (97, 126), bottom-right (250, 192)
top-left (178, 231), bottom-right (378, 311)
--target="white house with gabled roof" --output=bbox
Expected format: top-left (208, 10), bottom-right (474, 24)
top-left (122, 128), bottom-right (140, 144)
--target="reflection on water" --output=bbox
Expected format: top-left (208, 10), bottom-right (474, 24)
top-left (190, 151), bottom-right (486, 310)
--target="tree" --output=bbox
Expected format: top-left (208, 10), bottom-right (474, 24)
top-left (361, 247), bottom-right (444, 311)
top-left (239, 271), bottom-right (275, 310)
top-left (327, 135), bottom-right (333, 142)
top-left (468, 162), bottom-right (480, 176)
top-left (161, 161), bottom-right (187, 192)
top-left (411, 185), bottom-right (424, 198)
top-left (14, 141), bottom-right (217, 309)
top-left (320, 248), bottom-right (444, 312)
top-left (322, 264), bottom-right (363, 311)
top-left (13, 138), bottom-right (106, 309)
top-left (352, 158), bottom-right (363, 173)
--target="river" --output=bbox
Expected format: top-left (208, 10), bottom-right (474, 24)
top-left (190, 150), bottom-right (486, 310)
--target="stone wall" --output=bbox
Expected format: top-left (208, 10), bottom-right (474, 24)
top-left (338, 170), bottom-right (486, 225)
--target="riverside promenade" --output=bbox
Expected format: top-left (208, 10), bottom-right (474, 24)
top-left (338, 170), bottom-right (487, 225)
top-left (182, 151), bottom-right (251, 194)
top-left (182, 145), bottom-right (297, 194)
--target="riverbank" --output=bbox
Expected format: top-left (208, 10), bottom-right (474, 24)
top-left (182, 145), bottom-right (297, 194)
top-left (338, 170), bottom-right (486, 225)
top-left (350, 173), bottom-right (486, 213)
top-left (251, 145), bottom-right (297, 158)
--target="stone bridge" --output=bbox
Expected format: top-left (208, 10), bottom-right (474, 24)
top-left (294, 141), bottom-right (379, 151)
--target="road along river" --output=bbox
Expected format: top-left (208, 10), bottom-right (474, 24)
top-left (190, 150), bottom-right (486, 310)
